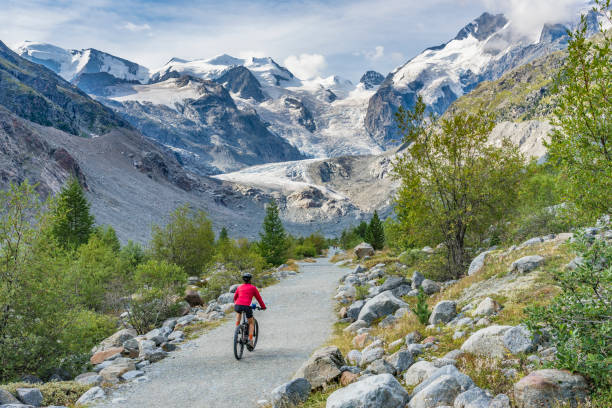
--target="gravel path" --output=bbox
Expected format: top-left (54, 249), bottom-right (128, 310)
top-left (95, 256), bottom-right (346, 408)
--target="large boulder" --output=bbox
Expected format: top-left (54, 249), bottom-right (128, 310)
top-left (509, 255), bottom-right (545, 273)
top-left (421, 279), bottom-right (441, 295)
top-left (270, 378), bottom-right (311, 408)
top-left (91, 328), bottom-right (137, 353)
top-left (99, 359), bottom-right (136, 381)
top-left (326, 374), bottom-right (409, 408)
top-left (15, 388), bottom-right (43, 407)
top-left (408, 375), bottom-right (462, 408)
top-left (354, 243), bottom-right (375, 259)
top-left (0, 389), bottom-right (20, 405)
top-left (411, 365), bottom-right (474, 398)
top-left (293, 346), bottom-right (345, 389)
top-left (513, 369), bottom-right (588, 408)
top-left (380, 276), bottom-right (407, 292)
top-left (217, 292), bottom-right (234, 304)
top-left (404, 360), bottom-right (438, 386)
top-left (429, 301), bottom-right (457, 325)
top-left (346, 300), bottom-right (365, 321)
top-left (385, 350), bottom-right (414, 374)
top-left (357, 291), bottom-right (410, 324)
top-left (468, 250), bottom-right (493, 276)
top-left (503, 325), bottom-right (538, 354)
top-left (460, 325), bottom-right (512, 359)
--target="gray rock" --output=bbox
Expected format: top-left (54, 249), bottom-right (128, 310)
top-left (429, 301), bottom-right (457, 325)
top-left (346, 350), bottom-right (362, 366)
top-left (326, 374), bottom-right (409, 408)
top-left (344, 319), bottom-right (368, 333)
top-left (408, 374), bottom-right (462, 408)
top-left (407, 343), bottom-right (425, 356)
top-left (122, 338), bottom-right (140, 357)
top-left (0, 390), bottom-right (20, 405)
top-left (461, 325), bottom-right (513, 358)
top-left (509, 255), bottom-right (545, 273)
top-left (366, 358), bottom-right (396, 375)
top-left (74, 372), bottom-right (103, 386)
top-left (217, 292), bottom-right (234, 304)
top-left (489, 394), bottom-right (511, 408)
top-left (378, 315), bottom-right (397, 328)
top-left (176, 314), bottom-right (196, 327)
top-left (392, 284), bottom-right (413, 297)
top-left (1, 404), bottom-right (36, 408)
top-left (453, 331), bottom-right (466, 340)
top-left (357, 291), bottom-right (410, 324)
top-left (453, 387), bottom-right (491, 408)
top-left (292, 346), bottom-right (344, 389)
top-left (353, 265), bottom-right (366, 274)
top-left (468, 250), bottom-right (493, 276)
top-left (421, 279), bottom-right (441, 295)
top-left (394, 307), bottom-right (410, 318)
top-left (444, 349), bottom-right (464, 360)
top-left (412, 271), bottom-right (425, 289)
top-left (385, 350), bottom-right (414, 374)
top-left (411, 365), bottom-right (474, 397)
top-left (167, 330), bottom-right (184, 342)
top-left (339, 366), bottom-right (361, 374)
top-left (360, 347), bottom-right (384, 367)
top-left (354, 242), bottom-right (375, 259)
top-left (120, 370), bottom-right (144, 381)
top-left (503, 325), bottom-right (538, 354)
top-left (270, 378), bottom-right (311, 408)
top-left (92, 328), bottom-right (137, 353)
top-left (403, 360), bottom-right (438, 386)
top-left (433, 358), bottom-right (457, 367)
top-left (75, 386), bottom-right (105, 405)
top-left (518, 237), bottom-right (544, 248)
top-left (473, 297), bottom-right (501, 316)
top-left (514, 369), bottom-right (588, 408)
top-left (380, 276), bottom-right (407, 292)
top-left (162, 318), bottom-right (177, 330)
top-left (405, 331), bottom-right (422, 345)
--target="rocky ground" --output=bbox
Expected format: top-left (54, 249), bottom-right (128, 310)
top-left (264, 226), bottom-right (611, 408)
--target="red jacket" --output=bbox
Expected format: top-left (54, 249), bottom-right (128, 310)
top-left (233, 283), bottom-right (266, 308)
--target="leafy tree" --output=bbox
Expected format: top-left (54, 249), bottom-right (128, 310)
top-left (49, 177), bottom-right (95, 249)
top-left (546, 0), bottom-right (611, 219)
top-left (393, 97), bottom-right (524, 278)
top-left (258, 201), bottom-right (289, 266)
top-left (150, 204), bottom-right (215, 276)
top-left (367, 210), bottom-right (385, 250)
top-left (525, 235), bottom-right (611, 390)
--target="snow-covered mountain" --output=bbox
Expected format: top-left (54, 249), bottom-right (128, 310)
top-left (364, 7), bottom-right (608, 147)
top-left (16, 41), bottom-right (149, 84)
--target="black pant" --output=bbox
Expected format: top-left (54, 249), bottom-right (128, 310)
top-left (234, 304), bottom-right (253, 319)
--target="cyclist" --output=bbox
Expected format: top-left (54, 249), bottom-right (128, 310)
top-left (233, 272), bottom-right (266, 349)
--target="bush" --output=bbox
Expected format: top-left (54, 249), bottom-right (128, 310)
top-left (414, 287), bottom-right (431, 325)
top-left (355, 286), bottom-right (369, 300)
top-left (125, 288), bottom-right (183, 335)
top-left (525, 235), bottom-right (611, 390)
top-left (134, 259), bottom-right (187, 293)
top-left (295, 243), bottom-right (317, 258)
top-left (1, 382), bottom-right (91, 406)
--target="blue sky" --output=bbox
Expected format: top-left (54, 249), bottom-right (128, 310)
top-left (0, 0), bottom-right (587, 81)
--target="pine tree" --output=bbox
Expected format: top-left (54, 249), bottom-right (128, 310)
top-left (367, 210), bottom-right (385, 250)
top-left (258, 201), bottom-right (288, 266)
top-left (50, 177), bottom-right (94, 249)
top-left (218, 227), bottom-right (229, 243)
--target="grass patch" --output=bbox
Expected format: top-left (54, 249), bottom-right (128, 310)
top-left (330, 252), bottom-right (352, 264)
top-left (362, 253), bottom-right (399, 269)
top-left (182, 319), bottom-right (224, 340)
top-left (456, 354), bottom-right (527, 398)
top-left (0, 381), bottom-right (91, 406)
top-left (299, 384), bottom-right (341, 408)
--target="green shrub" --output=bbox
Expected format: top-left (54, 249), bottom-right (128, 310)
top-left (294, 243), bottom-right (317, 258)
top-left (1, 381), bottom-right (91, 406)
top-left (355, 286), bottom-right (369, 300)
top-left (134, 259), bottom-right (187, 293)
top-left (525, 235), bottom-right (611, 390)
top-left (125, 288), bottom-right (183, 335)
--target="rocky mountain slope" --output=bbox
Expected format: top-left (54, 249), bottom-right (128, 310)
top-left (364, 8), bottom-right (607, 147)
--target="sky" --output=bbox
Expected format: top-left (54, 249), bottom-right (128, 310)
top-left (0, 0), bottom-right (589, 82)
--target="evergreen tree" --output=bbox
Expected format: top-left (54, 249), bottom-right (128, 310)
top-left (258, 201), bottom-right (288, 266)
top-left (355, 221), bottom-right (368, 240)
top-left (367, 210), bottom-right (385, 250)
top-left (218, 227), bottom-right (229, 244)
top-left (50, 177), bottom-right (94, 249)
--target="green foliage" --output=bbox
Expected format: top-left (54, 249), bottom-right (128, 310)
top-left (287, 232), bottom-right (329, 259)
top-left (124, 288), bottom-right (183, 335)
top-left (258, 201), bottom-right (289, 266)
top-left (150, 204), bottom-right (215, 276)
top-left (383, 217), bottom-right (411, 252)
top-left (294, 243), bottom-right (317, 258)
top-left (119, 240), bottom-right (147, 269)
top-left (1, 382), bottom-right (92, 406)
top-left (546, 1), bottom-right (612, 220)
top-left (355, 285), bottom-right (369, 300)
top-left (393, 96), bottom-right (524, 278)
top-left (92, 224), bottom-right (121, 252)
top-left (134, 259), bottom-right (187, 293)
top-left (525, 235), bottom-right (611, 390)
top-left (367, 210), bottom-right (385, 250)
top-left (414, 287), bottom-right (431, 325)
top-left (49, 177), bottom-right (94, 249)
top-left (218, 227), bottom-right (229, 244)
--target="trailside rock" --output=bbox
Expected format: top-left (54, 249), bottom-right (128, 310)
top-left (408, 375), bottom-right (462, 408)
top-left (357, 291), bottom-right (409, 324)
top-left (354, 242), bottom-right (375, 259)
top-left (0, 389), bottom-right (20, 405)
top-left (366, 359), bottom-right (396, 375)
top-left (16, 388), bottom-right (43, 407)
top-left (360, 347), bottom-right (384, 367)
top-left (411, 365), bottom-right (474, 397)
top-left (90, 347), bottom-right (123, 365)
top-left (380, 276), bottom-right (407, 292)
top-left (385, 350), bottom-right (414, 374)
top-left (421, 279), bottom-right (441, 295)
top-left (92, 328), bottom-right (137, 353)
top-left (503, 325), bottom-right (538, 354)
top-left (326, 374), bottom-right (409, 408)
top-left (453, 387), bottom-right (491, 408)
top-left (509, 255), bottom-right (544, 273)
top-left (461, 325), bottom-right (512, 359)
top-left (293, 346), bottom-right (345, 389)
top-left (217, 292), bottom-right (234, 304)
top-left (514, 369), bottom-right (588, 408)
top-left (346, 300), bottom-right (365, 321)
top-left (404, 360), bottom-right (438, 386)
top-left (74, 372), bottom-right (103, 386)
top-left (473, 297), bottom-right (501, 316)
top-left (429, 301), bottom-right (457, 325)
top-left (76, 386), bottom-right (106, 406)
top-left (270, 378), bottom-right (311, 408)
top-left (99, 360), bottom-right (136, 381)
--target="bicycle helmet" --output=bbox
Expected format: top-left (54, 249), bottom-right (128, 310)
top-left (242, 272), bottom-right (252, 283)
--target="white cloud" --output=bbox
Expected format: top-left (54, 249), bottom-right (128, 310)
top-left (482, 0), bottom-right (586, 38)
top-left (124, 22), bottom-right (151, 32)
top-left (283, 53), bottom-right (327, 80)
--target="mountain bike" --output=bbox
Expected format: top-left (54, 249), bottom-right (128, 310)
top-left (233, 304), bottom-right (262, 360)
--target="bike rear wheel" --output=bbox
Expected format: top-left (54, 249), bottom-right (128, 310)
top-left (233, 325), bottom-right (244, 360)
top-left (251, 319), bottom-right (259, 351)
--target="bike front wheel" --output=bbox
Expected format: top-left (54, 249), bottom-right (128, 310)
top-left (233, 325), bottom-right (244, 360)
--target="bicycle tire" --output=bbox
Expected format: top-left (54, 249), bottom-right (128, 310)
top-left (233, 325), bottom-right (244, 360)
top-left (251, 319), bottom-right (259, 350)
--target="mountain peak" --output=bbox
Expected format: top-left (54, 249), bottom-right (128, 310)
top-left (360, 71), bottom-right (384, 89)
top-left (455, 12), bottom-right (508, 41)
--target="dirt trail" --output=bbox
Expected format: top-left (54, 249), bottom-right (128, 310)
top-left (95, 256), bottom-right (346, 408)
